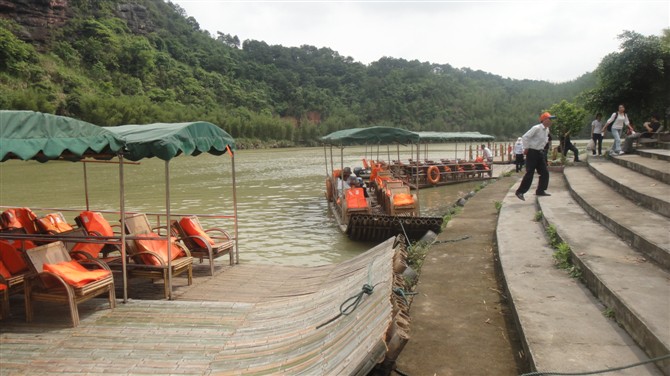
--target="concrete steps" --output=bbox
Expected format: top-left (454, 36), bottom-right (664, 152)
top-left (497, 146), bottom-right (670, 375)
top-left (541, 174), bottom-right (670, 373)
top-left (497, 184), bottom-right (663, 375)
top-left (609, 151), bottom-right (670, 185)
top-left (567, 164), bottom-right (670, 268)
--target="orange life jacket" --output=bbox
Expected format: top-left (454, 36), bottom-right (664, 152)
top-left (1, 207), bottom-right (38, 233)
top-left (77, 211), bottom-right (114, 237)
top-left (35, 213), bottom-right (74, 234)
top-left (0, 260), bottom-right (11, 279)
top-left (0, 241), bottom-right (29, 275)
top-left (136, 233), bottom-right (185, 266)
top-left (346, 188), bottom-right (368, 209)
top-left (43, 260), bottom-right (111, 288)
top-left (393, 193), bottom-right (415, 207)
top-left (71, 211), bottom-right (116, 260)
top-left (179, 216), bottom-right (215, 248)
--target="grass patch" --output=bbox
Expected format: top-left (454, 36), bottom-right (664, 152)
top-left (534, 210), bottom-right (543, 221)
top-left (494, 200), bottom-right (502, 213)
top-left (546, 224), bottom-right (581, 279)
top-left (441, 206), bottom-right (462, 230)
top-left (602, 308), bottom-right (615, 319)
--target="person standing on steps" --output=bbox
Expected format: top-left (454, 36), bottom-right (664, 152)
top-left (515, 112), bottom-right (554, 201)
top-left (604, 104), bottom-right (631, 155)
top-left (591, 113), bottom-right (604, 156)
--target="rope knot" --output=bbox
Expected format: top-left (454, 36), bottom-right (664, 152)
top-left (362, 283), bottom-right (374, 295)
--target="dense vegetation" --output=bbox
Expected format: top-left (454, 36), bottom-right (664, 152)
top-left (0, 0), bottom-right (667, 146)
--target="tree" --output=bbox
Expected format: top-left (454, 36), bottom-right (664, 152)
top-left (547, 100), bottom-right (588, 139)
top-left (582, 30), bottom-right (670, 125)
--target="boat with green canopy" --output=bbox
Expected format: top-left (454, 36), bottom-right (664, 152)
top-left (393, 131), bottom-right (497, 188)
top-left (321, 126), bottom-right (443, 242)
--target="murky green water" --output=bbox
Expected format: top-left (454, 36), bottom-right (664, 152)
top-left (0, 146), bottom-right (484, 266)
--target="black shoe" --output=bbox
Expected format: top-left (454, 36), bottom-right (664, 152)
top-left (515, 192), bottom-right (525, 201)
top-left (536, 191), bottom-right (551, 196)
top-left (574, 159), bottom-right (580, 162)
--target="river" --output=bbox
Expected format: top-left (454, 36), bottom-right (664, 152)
top-left (0, 146), bottom-right (488, 266)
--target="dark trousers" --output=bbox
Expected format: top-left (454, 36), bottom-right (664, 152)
top-left (515, 154), bottom-right (524, 172)
top-left (592, 133), bottom-right (603, 155)
top-left (562, 143), bottom-right (579, 161)
top-left (516, 149), bottom-right (549, 195)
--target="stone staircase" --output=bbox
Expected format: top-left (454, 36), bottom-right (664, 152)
top-left (497, 145), bottom-right (670, 375)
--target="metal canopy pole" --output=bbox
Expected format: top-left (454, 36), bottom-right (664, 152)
top-left (118, 153), bottom-right (128, 303)
top-left (165, 161), bottom-right (173, 300)
top-left (230, 150), bottom-right (239, 265)
top-left (83, 163), bottom-right (90, 211)
top-left (339, 146), bottom-right (345, 224)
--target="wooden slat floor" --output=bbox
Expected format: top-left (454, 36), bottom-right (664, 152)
top-left (0, 238), bottom-right (400, 375)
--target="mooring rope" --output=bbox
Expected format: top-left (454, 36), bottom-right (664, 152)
top-left (394, 217), bottom-right (411, 246)
top-left (393, 287), bottom-right (417, 305)
top-left (316, 258), bottom-right (380, 329)
top-left (519, 353), bottom-right (670, 376)
top-left (433, 235), bottom-right (470, 244)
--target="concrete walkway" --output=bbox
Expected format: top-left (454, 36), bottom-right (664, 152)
top-left (395, 175), bottom-right (523, 375)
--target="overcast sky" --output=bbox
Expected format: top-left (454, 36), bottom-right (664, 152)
top-left (172, 1), bottom-right (669, 83)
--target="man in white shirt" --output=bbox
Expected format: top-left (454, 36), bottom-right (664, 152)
top-left (482, 144), bottom-right (493, 162)
top-left (515, 112), bottom-right (554, 201)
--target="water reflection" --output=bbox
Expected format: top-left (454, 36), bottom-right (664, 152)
top-left (0, 147), bottom-right (483, 266)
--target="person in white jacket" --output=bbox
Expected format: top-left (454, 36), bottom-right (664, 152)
top-left (604, 104), bottom-right (633, 155)
top-left (513, 137), bottom-right (524, 172)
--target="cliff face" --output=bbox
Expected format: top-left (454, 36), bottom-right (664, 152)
top-left (0, 0), bottom-right (151, 47)
top-left (0, 0), bottom-right (69, 45)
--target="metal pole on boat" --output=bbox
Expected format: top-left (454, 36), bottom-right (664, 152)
top-left (83, 162), bottom-right (90, 211)
top-left (415, 142), bottom-right (420, 215)
top-left (165, 160), bottom-right (173, 300)
top-left (230, 149), bottom-right (239, 265)
top-left (323, 145), bottom-right (329, 177)
top-left (118, 153), bottom-right (128, 303)
top-left (340, 146), bottom-right (346, 224)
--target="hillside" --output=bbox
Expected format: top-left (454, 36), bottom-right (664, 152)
top-left (0, 0), bottom-right (595, 144)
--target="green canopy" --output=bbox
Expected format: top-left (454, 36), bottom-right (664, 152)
top-left (0, 110), bottom-right (125, 162)
top-left (415, 131), bottom-right (495, 143)
top-left (106, 122), bottom-right (236, 161)
top-left (321, 126), bottom-right (420, 146)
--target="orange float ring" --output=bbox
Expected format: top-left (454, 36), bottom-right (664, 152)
top-left (427, 165), bottom-right (440, 185)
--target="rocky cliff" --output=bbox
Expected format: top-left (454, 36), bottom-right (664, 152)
top-left (0, 0), bottom-right (68, 45)
top-left (0, 0), bottom-right (151, 47)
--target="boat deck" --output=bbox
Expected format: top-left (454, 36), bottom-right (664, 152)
top-left (0, 237), bottom-right (406, 375)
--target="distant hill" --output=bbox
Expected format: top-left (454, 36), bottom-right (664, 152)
top-left (0, 0), bottom-right (596, 143)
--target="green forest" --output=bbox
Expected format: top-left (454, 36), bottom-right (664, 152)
top-left (1, 0), bottom-right (668, 147)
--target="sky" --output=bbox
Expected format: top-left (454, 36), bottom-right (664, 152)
top-left (172, 0), bottom-right (670, 83)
